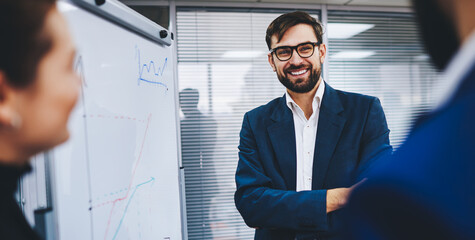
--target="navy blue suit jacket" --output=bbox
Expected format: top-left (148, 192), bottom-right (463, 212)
top-left (235, 82), bottom-right (392, 240)
top-left (346, 65), bottom-right (475, 240)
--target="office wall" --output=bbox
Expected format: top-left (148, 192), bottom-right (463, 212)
top-left (127, 3), bottom-right (442, 239)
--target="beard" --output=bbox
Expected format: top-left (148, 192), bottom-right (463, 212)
top-left (277, 63), bottom-right (321, 93)
top-left (412, 0), bottom-right (459, 71)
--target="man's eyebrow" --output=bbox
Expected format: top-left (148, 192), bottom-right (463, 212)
top-left (274, 41), bottom-right (314, 48)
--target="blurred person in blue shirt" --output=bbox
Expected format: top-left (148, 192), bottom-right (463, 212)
top-left (346, 0), bottom-right (475, 239)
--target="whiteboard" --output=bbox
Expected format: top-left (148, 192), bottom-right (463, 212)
top-left (51, 1), bottom-right (184, 239)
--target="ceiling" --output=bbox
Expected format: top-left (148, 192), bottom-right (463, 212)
top-left (123, 0), bottom-right (411, 8)
top-left (201, 0), bottom-right (410, 7)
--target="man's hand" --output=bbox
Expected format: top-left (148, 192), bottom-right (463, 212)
top-left (326, 179), bottom-right (366, 213)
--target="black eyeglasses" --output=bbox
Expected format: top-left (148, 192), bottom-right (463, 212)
top-left (270, 41), bottom-right (322, 61)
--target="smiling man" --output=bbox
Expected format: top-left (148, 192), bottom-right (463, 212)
top-left (234, 11), bottom-right (392, 240)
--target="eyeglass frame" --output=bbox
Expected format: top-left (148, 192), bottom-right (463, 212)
top-left (269, 41), bottom-right (322, 61)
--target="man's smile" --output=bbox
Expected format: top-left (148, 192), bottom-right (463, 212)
top-left (289, 69), bottom-right (308, 76)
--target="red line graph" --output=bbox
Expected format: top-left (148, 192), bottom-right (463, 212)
top-left (102, 114), bottom-right (152, 240)
top-left (87, 114), bottom-right (146, 123)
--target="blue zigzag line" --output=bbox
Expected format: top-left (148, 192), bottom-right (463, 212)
top-left (136, 46), bottom-right (168, 89)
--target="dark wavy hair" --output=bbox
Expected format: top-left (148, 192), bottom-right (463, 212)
top-left (0, 0), bottom-right (56, 88)
top-left (265, 11), bottom-right (323, 50)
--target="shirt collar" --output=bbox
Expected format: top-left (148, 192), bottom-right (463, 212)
top-left (285, 79), bottom-right (325, 111)
top-left (431, 30), bottom-right (475, 111)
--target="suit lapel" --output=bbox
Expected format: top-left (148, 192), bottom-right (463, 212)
top-left (312, 83), bottom-right (346, 189)
top-left (267, 96), bottom-right (297, 190)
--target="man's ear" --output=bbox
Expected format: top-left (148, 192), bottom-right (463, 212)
top-left (268, 53), bottom-right (276, 72)
top-left (0, 72), bottom-right (21, 129)
top-left (319, 43), bottom-right (327, 64)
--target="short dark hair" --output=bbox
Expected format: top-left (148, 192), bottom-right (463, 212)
top-left (265, 11), bottom-right (323, 50)
top-left (179, 88), bottom-right (200, 107)
top-left (0, 0), bottom-right (56, 88)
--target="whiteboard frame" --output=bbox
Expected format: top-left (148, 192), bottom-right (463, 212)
top-left (168, 1), bottom-right (189, 239)
top-left (70, 0), bottom-right (172, 46)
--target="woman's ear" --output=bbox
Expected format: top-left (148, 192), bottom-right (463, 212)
top-left (0, 72), bottom-right (22, 129)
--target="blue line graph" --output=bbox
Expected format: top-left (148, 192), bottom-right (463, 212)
top-left (135, 45), bottom-right (168, 90)
top-left (111, 177), bottom-right (156, 240)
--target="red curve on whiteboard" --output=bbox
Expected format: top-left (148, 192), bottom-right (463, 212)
top-left (103, 114), bottom-right (152, 240)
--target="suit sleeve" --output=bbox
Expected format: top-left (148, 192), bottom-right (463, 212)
top-left (234, 112), bottom-right (328, 231)
top-left (356, 97), bottom-right (393, 179)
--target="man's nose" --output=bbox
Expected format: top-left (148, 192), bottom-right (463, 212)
top-left (288, 49), bottom-right (303, 65)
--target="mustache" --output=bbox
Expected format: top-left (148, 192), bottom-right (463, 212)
top-left (285, 64), bottom-right (312, 71)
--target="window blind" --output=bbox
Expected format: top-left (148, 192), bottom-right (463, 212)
top-left (327, 11), bottom-right (441, 147)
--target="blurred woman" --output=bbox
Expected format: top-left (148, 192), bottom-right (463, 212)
top-left (0, 0), bottom-right (79, 238)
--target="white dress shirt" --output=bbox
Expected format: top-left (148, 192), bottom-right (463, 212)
top-left (285, 82), bottom-right (325, 192)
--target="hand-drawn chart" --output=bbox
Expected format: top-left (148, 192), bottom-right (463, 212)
top-left (85, 113), bottom-right (154, 240)
top-left (80, 46), bottom-right (180, 239)
top-left (136, 46), bottom-right (169, 90)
